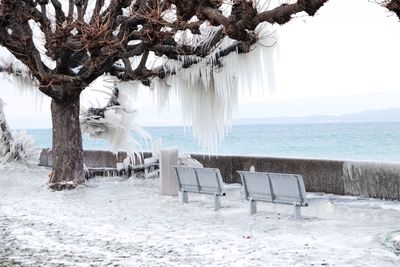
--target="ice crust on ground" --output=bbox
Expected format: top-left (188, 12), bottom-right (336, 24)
top-left (1, 167), bottom-right (399, 266)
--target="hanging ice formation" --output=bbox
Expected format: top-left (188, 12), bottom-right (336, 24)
top-left (0, 52), bottom-right (45, 111)
top-left (0, 54), bottom-right (37, 91)
top-left (80, 83), bottom-right (152, 162)
top-left (0, 99), bottom-right (38, 164)
top-left (146, 3), bottom-right (278, 151)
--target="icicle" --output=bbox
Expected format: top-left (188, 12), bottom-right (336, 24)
top-left (0, 54), bottom-right (36, 91)
top-left (0, 51), bottom-right (46, 114)
top-left (151, 28), bottom-right (278, 151)
top-left (80, 83), bottom-right (152, 160)
top-left (115, 1), bottom-right (279, 152)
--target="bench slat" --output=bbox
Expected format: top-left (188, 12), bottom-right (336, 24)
top-left (196, 168), bottom-right (223, 195)
top-left (174, 166), bottom-right (225, 210)
top-left (240, 172), bottom-right (273, 202)
top-left (238, 171), bottom-right (308, 207)
top-left (176, 167), bottom-right (199, 193)
top-left (174, 166), bottom-right (225, 196)
top-left (269, 174), bottom-right (302, 204)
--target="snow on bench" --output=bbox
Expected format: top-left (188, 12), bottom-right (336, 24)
top-left (238, 171), bottom-right (308, 219)
top-left (173, 166), bottom-right (226, 210)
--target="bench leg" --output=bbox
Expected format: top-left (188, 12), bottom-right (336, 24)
top-left (293, 205), bottom-right (302, 220)
top-left (181, 191), bottom-right (188, 204)
top-left (214, 194), bottom-right (221, 210)
top-left (249, 198), bottom-right (257, 215)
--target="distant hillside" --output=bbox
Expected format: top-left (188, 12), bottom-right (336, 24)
top-left (233, 108), bottom-right (400, 125)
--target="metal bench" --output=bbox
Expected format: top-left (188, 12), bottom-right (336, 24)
top-left (173, 166), bottom-right (226, 210)
top-left (238, 171), bottom-right (308, 219)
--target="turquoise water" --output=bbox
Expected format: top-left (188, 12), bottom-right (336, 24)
top-left (25, 122), bottom-right (400, 162)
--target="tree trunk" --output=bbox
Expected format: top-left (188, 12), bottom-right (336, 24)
top-left (49, 95), bottom-right (85, 190)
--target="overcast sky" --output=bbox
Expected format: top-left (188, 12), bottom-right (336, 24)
top-left (1, 0), bottom-right (400, 129)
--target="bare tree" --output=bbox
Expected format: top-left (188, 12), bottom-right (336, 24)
top-left (0, 0), bottom-right (329, 190)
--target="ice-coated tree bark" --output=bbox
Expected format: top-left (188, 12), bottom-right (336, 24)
top-left (49, 94), bottom-right (85, 190)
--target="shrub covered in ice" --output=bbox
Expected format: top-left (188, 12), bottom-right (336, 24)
top-left (0, 100), bottom-right (39, 165)
top-left (2, 130), bottom-right (40, 164)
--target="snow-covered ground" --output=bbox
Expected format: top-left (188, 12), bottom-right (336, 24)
top-left (1, 166), bottom-right (399, 266)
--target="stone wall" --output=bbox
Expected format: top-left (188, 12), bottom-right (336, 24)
top-left (39, 149), bottom-right (400, 200)
top-left (343, 161), bottom-right (400, 200)
top-left (191, 154), bottom-right (345, 195)
top-left (39, 149), bottom-right (152, 168)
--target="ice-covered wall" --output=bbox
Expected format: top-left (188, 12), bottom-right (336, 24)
top-left (193, 155), bottom-right (400, 200)
top-left (38, 149), bottom-right (400, 200)
top-left (343, 162), bottom-right (400, 200)
top-left (39, 149), bottom-right (152, 168)
top-left (192, 154), bottom-right (345, 195)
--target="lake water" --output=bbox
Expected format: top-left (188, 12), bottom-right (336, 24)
top-left (25, 122), bottom-right (400, 162)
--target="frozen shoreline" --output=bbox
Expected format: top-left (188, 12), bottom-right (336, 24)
top-left (1, 166), bottom-right (399, 266)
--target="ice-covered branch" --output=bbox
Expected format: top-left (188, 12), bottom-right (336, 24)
top-left (80, 84), bottom-right (152, 156)
top-left (257, 0), bottom-right (329, 25)
top-left (0, 56), bottom-right (37, 90)
top-left (0, 0), bottom-right (330, 95)
top-left (0, 99), bottom-right (38, 164)
top-left (0, 0), bottom-right (330, 150)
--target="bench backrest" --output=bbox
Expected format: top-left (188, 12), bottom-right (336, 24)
top-left (238, 171), bottom-right (307, 206)
top-left (173, 166), bottom-right (225, 195)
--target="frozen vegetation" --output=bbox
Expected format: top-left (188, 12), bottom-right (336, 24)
top-left (1, 166), bottom-right (399, 266)
top-left (80, 84), bottom-right (152, 160)
top-left (1, 0), bottom-right (278, 152)
top-left (0, 99), bottom-right (39, 165)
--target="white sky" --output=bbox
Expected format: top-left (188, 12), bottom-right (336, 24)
top-left (1, 0), bottom-right (400, 128)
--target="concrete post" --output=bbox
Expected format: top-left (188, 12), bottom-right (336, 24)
top-left (160, 147), bottom-right (179, 196)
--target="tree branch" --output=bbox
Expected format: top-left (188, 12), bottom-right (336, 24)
top-left (51, 0), bottom-right (66, 23)
top-left (384, 0), bottom-right (400, 18)
top-left (256, 0), bottom-right (329, 25)
top-left (67, 0), bottom-right (74, 22)
top-left (0, 0), bottom-right (331, 102)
